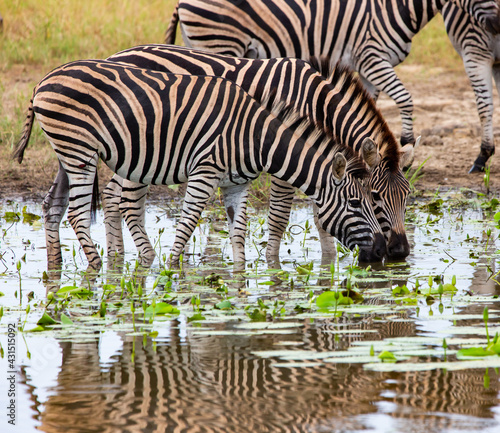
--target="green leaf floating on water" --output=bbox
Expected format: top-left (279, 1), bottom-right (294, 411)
top-left (22, 206), bottom-right (41, 224)
top-left (316, 291), bottom-right (353, 308)
top-left (56, 285), bottom-right (93, 297)
top-left (145, 302), bottom-right (179, 317)
top-left (215, 300), bottom-right (233, 310)
top-left (3, 211), bottom-right (20, 222)
top-left (187, 313), bottom-right (206, 322)
top-left (60, 314), bottom-right (73, 325)
top-left (37, 312), bottom-right (59, 326)
top-left (378, 350), bottom-right (397, 362)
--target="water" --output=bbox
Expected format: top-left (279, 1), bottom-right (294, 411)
top-left (1, 194), bottom-right (500, 433)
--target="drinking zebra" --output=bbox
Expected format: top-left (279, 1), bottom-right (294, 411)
top-left (166, 0), bottom-right (500, 170)
top-left (442, 2), bottom-right (500, 172)
top-left (104, 44), bottom-right (412, 263)
top-left (13, 60), bottom-right (386, 271)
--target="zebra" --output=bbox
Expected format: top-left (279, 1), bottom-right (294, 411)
top-left (442, 2), bottom-right (500, 172)
top-left (13, 59), bottom-right (386, 271)
top-left (166, 0), bottom-right (500, 170)
top-left (104, 44), bottom-right (412, 264)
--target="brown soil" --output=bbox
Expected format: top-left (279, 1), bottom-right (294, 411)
top-left (1, 64), bottom-right (498, 201)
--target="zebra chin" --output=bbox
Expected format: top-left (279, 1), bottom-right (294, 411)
top-left (357, 233), bottom-right (386, 263)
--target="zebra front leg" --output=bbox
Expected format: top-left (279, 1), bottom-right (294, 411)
top-left (312, 203), bottom-right (337, 265)
top-left (468, 59), bottom-right (496, 172)
top-left (360, 59), bottom-right (415, 149)
top-left (42, 162), bottom-right (69, 270)
top-left (220, 183), bottom-right (251, 264)
top-left (120, 179), bottom-right (155, 266)
top-left (102, 174), bottom-right (125, 258)
top-left (265, 178), bottom-right (295, 265)
top-left (169, 175), bottom-right (220, 266)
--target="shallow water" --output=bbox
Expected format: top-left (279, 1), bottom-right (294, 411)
top-left (1, 194), bottom-right (500, 433)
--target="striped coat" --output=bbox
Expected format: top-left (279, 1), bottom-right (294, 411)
top-left (442, 2), bottom-right (500, 172)
top-left (166, 0), bottom-right (500, 169)
top-left (105, 44), bottom-right (412, 263)
top-left (14, 59), bottom-right (385, 270)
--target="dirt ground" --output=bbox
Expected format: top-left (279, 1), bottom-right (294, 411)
top-left (1, 63), bottom-right (499, 201)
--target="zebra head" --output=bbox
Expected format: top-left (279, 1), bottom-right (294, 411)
top-left (315, 146), bottom-right (386, 263)
top-left (464, 0), bottom-right (500, 34)
top-left (360, 137), bottom-right (412, 260)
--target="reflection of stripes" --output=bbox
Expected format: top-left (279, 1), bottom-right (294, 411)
top-left (442, 2), bottom-right (500, 171)
top-left (167, 0), bottom-right (500, 148)
top-left (107, 44), bottom-right (410, 260)
top-left (14, 59), bottom-right (383, 270)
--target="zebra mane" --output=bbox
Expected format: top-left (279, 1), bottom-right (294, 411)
top-left (310, 56), bottom-right (401, 173)
top-left (262, 91), bottom-right (369, 180)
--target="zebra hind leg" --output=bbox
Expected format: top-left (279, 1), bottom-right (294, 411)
top-left (42, 162), bottom-right (69, 271)
top-left (467, 60), bottom-right (495, 173)
top-left (65, 156), bottom-right (102, 272)
top-left (220, 183), bottom-right (251, 266)
top-left (120, 179), bottom-right (155, 267)
top-left (168, 175), bottom-right (221, 266)
top-left (102, 174), bottom-right (125, 259)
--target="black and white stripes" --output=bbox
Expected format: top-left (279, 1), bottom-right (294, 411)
top-left (442, 1), bottom-right (500, 172)
top-left (14, 60), bottom-right (386, 270)
top-left (167, 0), bottom-right (500, 155)
top-left (107, 45), bottom-right (411, 261)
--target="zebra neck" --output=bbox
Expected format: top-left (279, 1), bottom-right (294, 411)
top-left (259, 122), bottom-right (328, 199)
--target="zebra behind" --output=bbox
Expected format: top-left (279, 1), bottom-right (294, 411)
top-left (166, 0), bottom-right (500, 171)
top-left (442, 2), bottom-right (500, 172)
top-left (14, 60), bottom-right (386, 271)
top-left (105, 44), bottom-right (412, 264)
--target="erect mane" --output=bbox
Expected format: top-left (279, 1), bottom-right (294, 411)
top-left (262, 92), bottom-right (369, 180)
top-left (310, 56), bottom-right (401, 173)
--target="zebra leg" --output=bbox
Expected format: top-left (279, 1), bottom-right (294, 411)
top-left (265, 178), bottom-right (295, 265)
top-left (169, 175), bottom-right (220, 266)
top-left (102, 174), bottom-right (125, 258)
top-left (120, 179), bottom-right (155, 266)
top-left (42, 162), bottom-right (69, 270)
top-left (468, 58), bottom-right (495, 172)
top-left (312, 203), bottom-right (337, 264)
top-left (65, 156), bottom-right (102, 272)
top-left (360, 60), bottom-right (415, 148)
top-left (220, 183), bottom-right (251, 264)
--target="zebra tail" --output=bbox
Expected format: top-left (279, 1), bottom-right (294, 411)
top-left (12, 96), bottom-right (35, 164)
top-left (91, 168), bottom-right (99, 224)
top-left (165, 1), bottom-right (180, 44)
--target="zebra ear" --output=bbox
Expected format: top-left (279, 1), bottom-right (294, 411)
top-left (332, 152), bottom-right (347, 180)
top-left (399, 142), bottom-right (416, 169)
top-left (361, 137), bottom-right (381, 169)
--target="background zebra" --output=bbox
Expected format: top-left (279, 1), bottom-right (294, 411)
top-left (13, 59), bottom-right (386, 271)
top-left (166, 0), bottom-right (500, 171)
top-left (442, 2), bottom-right (500, 172)
top-left (105, 45), bottom-right (412, 264)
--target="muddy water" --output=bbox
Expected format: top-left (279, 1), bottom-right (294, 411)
top-left (1, 196), bottom-right (500, 433)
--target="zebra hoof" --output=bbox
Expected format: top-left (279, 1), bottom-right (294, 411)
top-left (468, 163), bottom-right (485, 174)
top-left (470, 147), bottom-right (494, 173)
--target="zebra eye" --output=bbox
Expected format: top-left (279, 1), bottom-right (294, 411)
top-left (349, 198), bottom-right (361, 208)
top-left (372, 190), bottom-right (382, 201)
